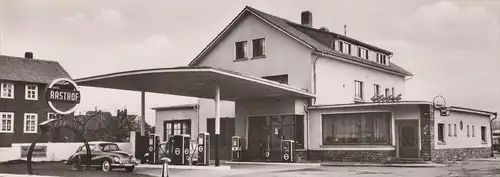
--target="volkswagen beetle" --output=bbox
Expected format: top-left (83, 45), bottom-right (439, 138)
top-left (65, 141), bottom-right (138, 172)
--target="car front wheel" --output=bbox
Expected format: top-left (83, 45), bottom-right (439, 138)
top-left (101, 160), bottom-right (112, 172)
top-left (125, 166), bottom-right (135, 172)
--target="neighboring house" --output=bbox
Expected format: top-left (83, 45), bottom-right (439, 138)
top-left (152, 6), bottom-right (496, 162)
top-left (0, 53), bottom-right (73, 147)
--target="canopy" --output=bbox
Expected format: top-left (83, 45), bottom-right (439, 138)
top-left (74, 66), bottom-right (315, 101)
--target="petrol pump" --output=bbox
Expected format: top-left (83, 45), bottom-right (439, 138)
top-left (147, 135), bottom-right (160, 164)
top-left (197, 132), bottom-right (210, 166)
top-left (171, 134), bottom-right (191, 165)
top-left (231, 136), bottom-right (242, 161)
top-left (281, 140), bottom-right (295, 163)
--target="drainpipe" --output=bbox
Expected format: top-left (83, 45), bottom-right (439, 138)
top-left (303, 103), bottom-right (309, 160)
top-left (312, 51), bottom-right (324, 105)
top-left (490, 112), bottom-right (498, 157)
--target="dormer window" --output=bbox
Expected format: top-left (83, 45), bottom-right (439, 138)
top-left (376, 53), bottom-right (388, 65)
top-left (339, 41), bottom-right (351, 55)
top-left (358, 47), bottom-right (368, 59)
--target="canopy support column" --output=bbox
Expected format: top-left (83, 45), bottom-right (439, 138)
top-left (141, 91), bottom-right (146, 136)
top-left (214, 84), bottom-right (220, 167)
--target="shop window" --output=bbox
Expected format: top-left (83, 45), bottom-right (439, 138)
top-left (481, 126), bottom-right (487, 143)
top-left (163, 120), bottom-right (191, 141)
top-left (437, 123), bottom-right (445, 143)
top-left (262, 75), bottom-right (288, 85)
top-left (322, 112), bottom-right (391, 145)
top-left (235, 41), bottom-right (248, 60)
top-left (252, 38), bottom-right (266, 58)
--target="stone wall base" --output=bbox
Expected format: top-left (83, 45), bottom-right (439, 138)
top-left (432, 147), bottom-right (492, 162)
top-left (308, 150), bottom-right (395, 162)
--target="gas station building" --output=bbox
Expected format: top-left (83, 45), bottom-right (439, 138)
top-left (75, 6), bottom-right (496, 163)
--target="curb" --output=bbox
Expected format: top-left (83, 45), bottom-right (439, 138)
top-left (320, 163), bottom-right (447, 168)
top-left (137, 164), bottom-right (231, 170)
top-left (223, 161), bottom-right (321, 167)
top-left (0, 174), bottom-right (58, 177)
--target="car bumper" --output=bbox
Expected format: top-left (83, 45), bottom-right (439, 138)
top-left (111, 163), bottom-right (136, 167)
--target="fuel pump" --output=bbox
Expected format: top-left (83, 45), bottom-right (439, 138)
top-left (281, 140), bottom-right (295, 163)
top-left (171, 134), bottom-right (191, 165)
top-left (231, 136), bottom-right (242, 161)
top-left (197, 132), bottom-right (210, 166)
top-left (147, 135), bottom-right (160, 164)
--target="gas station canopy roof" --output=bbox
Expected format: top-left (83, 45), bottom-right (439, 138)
top-left (74, 66), bottom-right (315, 101)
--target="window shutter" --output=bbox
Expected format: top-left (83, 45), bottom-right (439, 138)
top-left (339, 41), bottom-right (343, 52)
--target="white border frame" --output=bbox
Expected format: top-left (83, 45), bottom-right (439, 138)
top-left (0, 112), bottom-right (14, 133)
top-left (23, 113), bottom-right (38, 133)
top-left (25, 84), bottom-right (38, 100)
top-left (0, 82), bottom-right (15, 99)
top-left (47, 78), bottom-right (81, 115)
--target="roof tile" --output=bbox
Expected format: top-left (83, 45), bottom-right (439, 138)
top-left (0, 55), bottom-right (72, 83)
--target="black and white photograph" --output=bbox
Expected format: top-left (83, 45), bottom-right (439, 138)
top-left (0, 0), bottom-right (499, 176)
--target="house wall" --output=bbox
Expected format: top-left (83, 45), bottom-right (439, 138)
top-left (314, 54), bottom-right (406, 105)
top-left (0, 80), bottom-right (75, 147)
top-left (195, 13), bottom-right (313, 92)
top-left (432, 110), bottom-right (492, 161)
top-left (154, 109), bottom-right (197, 142)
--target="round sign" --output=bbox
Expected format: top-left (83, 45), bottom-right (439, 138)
top-left (265, 151), bottom-right (270, 157)
top-left (45, 78), bottom-right (81, 115)
top-left (174, 148), bottom-right (180, 155)
top-left (198, 146), bottom-right (204, 152)
top-left (148, 146), bottom-right (154, 152)
top-left (184, 149), bottom-right (189, 154)
top-left (283, 154), bottom-right (289, 160)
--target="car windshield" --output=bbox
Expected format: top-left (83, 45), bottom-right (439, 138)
top-left (101, 144), bottom-right (120, 152)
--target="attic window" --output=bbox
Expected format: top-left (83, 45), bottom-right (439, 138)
top-left (376, 53), bottom-right (388, 65)
top-left (358, 47), bottom-right (368, 59)
top-left (339, 41), bottom-right (351, 55)
top-left (235, 41), bottom-right (248, 60)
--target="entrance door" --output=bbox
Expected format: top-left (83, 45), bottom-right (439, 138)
top-left (398, 120), bottom-right (419, 158)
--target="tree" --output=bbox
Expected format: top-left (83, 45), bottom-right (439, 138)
top-left (98, 109), bottom-right (138, 142)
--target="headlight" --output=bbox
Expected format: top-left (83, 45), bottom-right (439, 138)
top-left (131, 157), bottom-right (137, 162)
top-left (113, 157), bottom-right (121, 163)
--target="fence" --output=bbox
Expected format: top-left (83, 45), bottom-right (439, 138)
top-left (0, 142), bottom-right (132, 163)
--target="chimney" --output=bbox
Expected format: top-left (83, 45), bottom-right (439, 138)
top-left (25, 52), bottom-right (33, 59)
top-left (301, 11), bottom-right (312, 27)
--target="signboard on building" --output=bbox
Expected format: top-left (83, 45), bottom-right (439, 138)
top-left (371, 94), bottom-right (402, 103)
top-left (21, 146), bottom-right (47, 158)
top-left (44, 78), bottom-right (81, 115)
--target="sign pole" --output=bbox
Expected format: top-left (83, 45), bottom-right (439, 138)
top-left (215, 84), bottom-right (220, 167)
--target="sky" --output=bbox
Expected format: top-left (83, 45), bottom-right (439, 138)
top-left (1, 0), bottom-right (499, 125)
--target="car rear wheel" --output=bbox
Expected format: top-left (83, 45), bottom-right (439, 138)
top-left (71, 155), bottom-right (82, 171)
top-left (101, 160), bottom-right (112, 172)
top-left (125, 166), bottom-right (135, 172)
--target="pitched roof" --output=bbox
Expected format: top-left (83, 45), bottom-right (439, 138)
top-left (188, 6), bottom-right (413, 76)
top-left (0, 55), bottom-right (72, 84)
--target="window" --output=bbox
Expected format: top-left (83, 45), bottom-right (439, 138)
top-left (262, 75), bottom-right (288, 85)
top-left (374, 84), bottom-right (380, 96)
top-left (48, 113), bottom-right (62, 120)
top-left (24, 113), bottom-right (38, 133)
top-left (235, 41), bottom-right (248, 60)
top-left (467, 125), bottom-right (470, 137)
top-left (481, 126), bottom-right (487, 143)
top-left (322, 112), bottom-right (391, 145)
top-left (454, 124), bottom-right (457, 136)
top-left (1, 83), bottom-right (14, 99)
top-left (358, 47), bottom-right (368, 59)
top-left (25, 85), bottom-right (38, 100)
top-left (472, 126), bottom-right (475, 137)
top-left (252, 38), bottom-right (265, 58)
top-left (354, 81), bottom-right (363, 99)
top-left (385, 88), bottom-right (390, 97)
top-left (101, 144), bottom-right (120, 152)
top-left (437, 123), bottom-right (445, 143)
top-left (163, 120), bottom-right (191, 141)
top-left (376, 53), bottom-right (387, 65)
top-left (339, 41), bottom-right (351, 55)
top-left (448, 124), bottom-right (452, 136)
top-left (392, 87), bottom-right (395, 96)
top-left (0, 112), bottom-right (14, 133)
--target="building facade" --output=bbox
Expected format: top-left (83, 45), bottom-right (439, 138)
top-left (153, 6), bottom-right (496, 162)
top-left (0, 53), bottom-right (72, 147)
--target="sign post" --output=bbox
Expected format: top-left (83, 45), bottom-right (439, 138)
top-left (27, 78), bottom-right (86, 175)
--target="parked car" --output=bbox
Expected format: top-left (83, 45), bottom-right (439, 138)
top-left (65, 141), bottom-right (138, 172)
